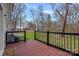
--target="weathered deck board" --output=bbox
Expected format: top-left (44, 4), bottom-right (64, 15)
top-left (6, 40), bottom-right (72, 56)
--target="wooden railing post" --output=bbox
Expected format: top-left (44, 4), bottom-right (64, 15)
top-left (24, 31), bottom-right (26, 42)
top-left (6, 32), bottom-right (8, 45)
top-left (34, 30), bottom-right (36, 40)
top-left (47, 31), bottom-right (49, 45)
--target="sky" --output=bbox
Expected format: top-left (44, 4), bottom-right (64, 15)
top-left (17, 3), bottom-right (63, 28)
top-left (25, 3), bottom-right (58, 21)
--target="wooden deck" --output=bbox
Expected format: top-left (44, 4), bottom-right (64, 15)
top-left (5, 40), bottom-right (72, 56)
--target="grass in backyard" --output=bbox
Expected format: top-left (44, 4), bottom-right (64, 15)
top-left (26, 30), bottom-right (34, 40)
top-left (12, 31), bottom-right (34, 40)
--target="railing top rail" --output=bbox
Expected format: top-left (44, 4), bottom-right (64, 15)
top-left (6, 30), bottom-right (26, 33)
top-left (36, 30), bottom-right (79, 35)
top-left (36, 31), bottom-right (47, 33)
top-left (49, 32), bottom-right (79, 35)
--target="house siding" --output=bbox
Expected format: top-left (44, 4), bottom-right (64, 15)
top-left (0, 3), bottom-right (13, 55)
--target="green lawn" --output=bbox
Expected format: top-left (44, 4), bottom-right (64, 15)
top-left (26, 30), bottom-right (34, 40)
top-left (12, 31), bottom-right (34, 40)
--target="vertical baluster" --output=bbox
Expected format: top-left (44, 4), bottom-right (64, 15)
top-left (57, 34), bottom-right (58, 47)
top-left (55, 34), bottom-right (57, 46)
top-left (54, 34), bottom-right (55, 45)
top-left (59, 34), bottom-right (61, 47)
top-left (67, 35), bottom-right (68, 50)
top-left (78, 35), bottom-right (79, 54)
top-left (38, 31), bottom-right (39, 40)
top-left (58, 34), bottom-right (60, 47)
top-left (58, 34), bottom-right (59, 47)
top-left (56, 34), bottom-right (58, 46)
top-left (54, 34), bottom-right (55, 46)
top-left (53, 34), bottom-right (55, 45)
top-left (62, 34), bottom-right (64, 48)
top-left (60, 34), bottom-right (62, 48)
top-left (38, 32), bottom-right (39, 40)
top-left (70, 35), bottom-right (72, 52)
top-left (36, 31), bottom-right (37, 40)
top-left (73, 35), bottom-right (75, 53)
top-left (64, 34), bottom-right (65, 49)
top-left (62, 35), bottom-right (64, 49)
top-left (52, 34), bottom-right (53, 45)
top-left (47, 31), bottom-right (49, 45)
top-left (52, 34), bottom-right (54, 45)
top-left (54, 34), bottom-right (56, 46)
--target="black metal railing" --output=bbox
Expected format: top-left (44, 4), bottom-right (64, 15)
top-left (6, 31), bottom-right (26, 44)
top-left (34, 30), bottom-right (79, 55)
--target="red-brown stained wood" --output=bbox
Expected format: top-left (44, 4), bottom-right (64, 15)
top-left (6, 40), bottom-right (72, 56)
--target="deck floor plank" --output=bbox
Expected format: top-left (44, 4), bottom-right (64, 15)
top-left (6, 40), bottom-right (72, 56)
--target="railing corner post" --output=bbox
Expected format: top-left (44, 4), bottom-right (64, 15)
top-left (34, 30), bottom-right (36, 40)
top-left (6, 31), bottom-right (7, 45)
top-left (47, 31), bottom-right (49, 45)
top-left (24, 31), bottom-right (26, 42)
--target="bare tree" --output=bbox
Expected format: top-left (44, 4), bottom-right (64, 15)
top-left (51, 3), bottom-right (79, 33)
top-left (29, 8), bottom-right (36, 30)
top-left (11, 3), bottom-right (26, 30)
top-left (55, 4), bottom-right (69, 33)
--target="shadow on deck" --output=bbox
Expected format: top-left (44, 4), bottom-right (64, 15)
top-left (4, 40), bottom-right (72, 56)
